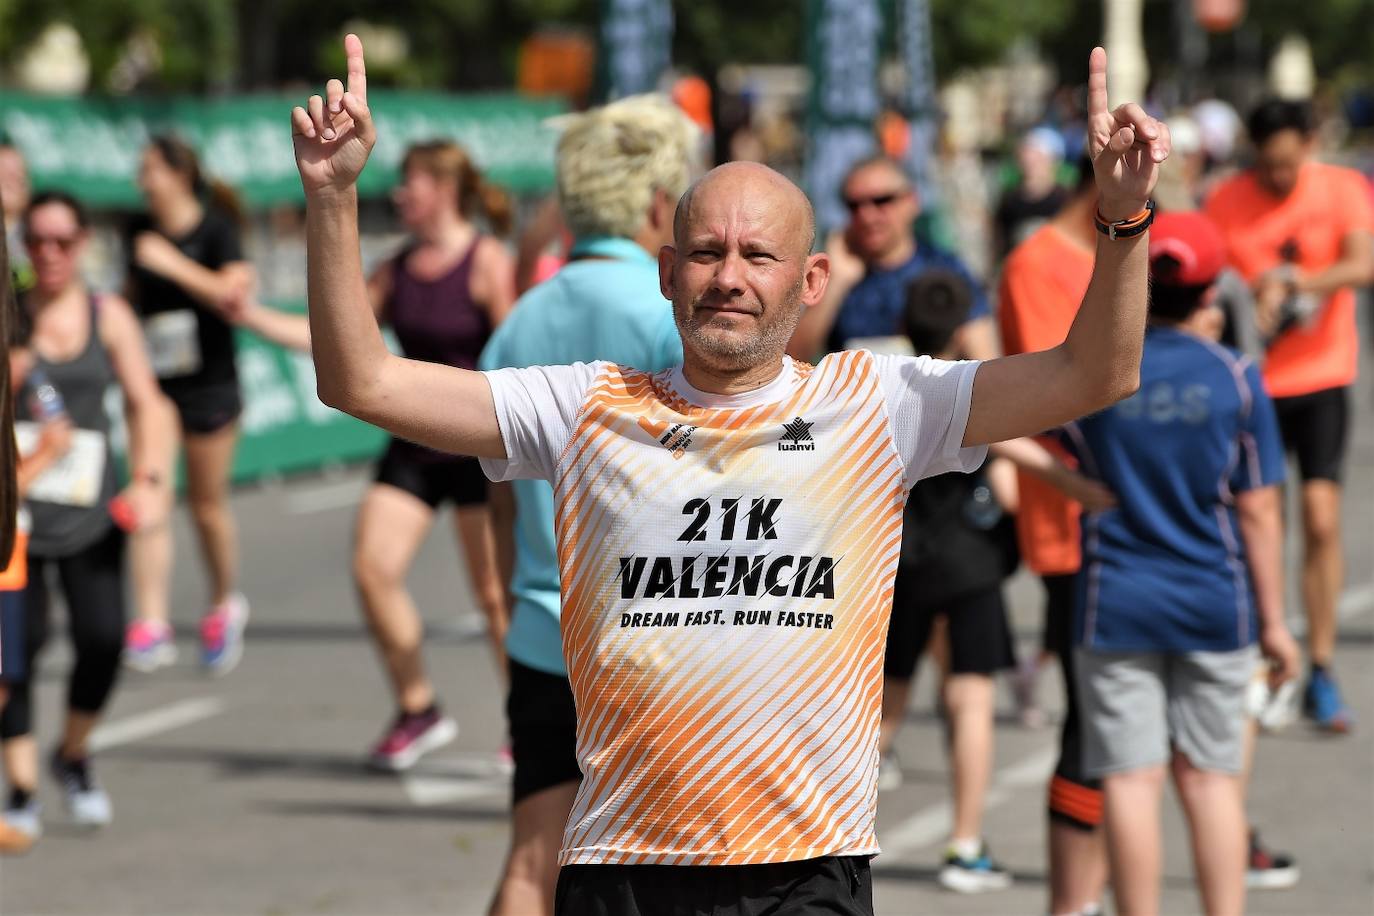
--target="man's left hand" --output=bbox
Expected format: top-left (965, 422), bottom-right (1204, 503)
top-left (1086, 47), bottom-right (1171, 221)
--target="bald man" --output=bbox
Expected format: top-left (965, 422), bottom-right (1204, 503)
top-left (294, 37), bottom-right (1169, 915)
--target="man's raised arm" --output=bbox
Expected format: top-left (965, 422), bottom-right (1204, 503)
top-left (292, 34), bottom-right (505, 459)
top-left (962, 47), bottom-right (1171, 448)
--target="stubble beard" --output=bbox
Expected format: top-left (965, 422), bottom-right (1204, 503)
top-left (675, 283), bottom-right (804, 372)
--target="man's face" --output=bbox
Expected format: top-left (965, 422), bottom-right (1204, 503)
top-left (1254, 129), bottom-right (1309, 198)
top-left (661, 167), bottom-right (826, 373)
top-left (842, 163), bottom-right (918, 263)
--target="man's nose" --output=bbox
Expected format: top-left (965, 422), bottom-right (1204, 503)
top-left (712, 250), bottom-right (746, 295)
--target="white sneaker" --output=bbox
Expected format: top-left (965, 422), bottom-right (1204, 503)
top-left (51, 753), bottom-right (112, 828)
top-left (0, 801), bottom-right (42, 852)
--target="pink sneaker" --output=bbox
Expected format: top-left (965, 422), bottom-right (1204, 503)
top-left (201, 593), bottom-right (249, 676)
top-left (124, 619), bottom-right (177, 673)
top-left (368, 708), bottom-right (458, 772)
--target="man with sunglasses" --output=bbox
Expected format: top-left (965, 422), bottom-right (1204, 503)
top-left (788, 156), bottom-right (997, 362)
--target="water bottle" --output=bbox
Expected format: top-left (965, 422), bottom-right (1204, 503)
top-left (962, 481), bottom-right (1004, 531)
top-left (24, 365), bottom-right (68, 423)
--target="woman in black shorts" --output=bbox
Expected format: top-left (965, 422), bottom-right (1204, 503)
top-left (124, 136), bottom-right (255, 676)
top-left (235, 141), bottom-right (515, 770)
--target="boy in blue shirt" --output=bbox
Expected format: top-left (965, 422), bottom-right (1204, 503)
top-left (1067, 211), bottom-right (1299, 916)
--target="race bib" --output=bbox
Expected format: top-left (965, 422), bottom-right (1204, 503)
top-left (14, 423), bottom-right (107, 508)
top-left (144, 310), bottom-right (202, 378)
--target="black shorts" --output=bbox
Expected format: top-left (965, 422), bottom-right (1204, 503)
top-left (0, 590), bottom-right (24, 682)
top-left (1273, 385), bottom-right (1349, 483)
top-left (884, 576), bottom-right (1016, 680)
top-left (508, 659), bottom-right (581, 804)
top-left (164, 381), bottom-right (243, 436)
top-left (1041, 572), bottom-right (1076, 656)
top-left (374, 442), bottom-right (487, 510)
top-left (556, 855), bottom-right (873, 916)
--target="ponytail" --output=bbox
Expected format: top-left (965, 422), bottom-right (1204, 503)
top-left (470, 166), bottom-right (513, 238)
top-left (206, 179), bottom-right (244, 227)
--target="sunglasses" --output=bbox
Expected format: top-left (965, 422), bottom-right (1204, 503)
top-left (843, 191), bottom-right (906, 213)
top-left (24, 233), bottom-right (80, 253)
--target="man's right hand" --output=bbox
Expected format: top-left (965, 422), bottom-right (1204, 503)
top-left (291, 34), bottom-right (375, 195)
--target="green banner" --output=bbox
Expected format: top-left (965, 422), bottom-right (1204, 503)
top-left (229, 304), bottom-right (388, 482)
top-left (0, 91), bottom-right (565, 209)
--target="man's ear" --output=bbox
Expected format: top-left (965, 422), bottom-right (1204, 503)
top-left (658, 244), bottom-right (676, 301)
top-left (800, 252), bottom-right (831, 308)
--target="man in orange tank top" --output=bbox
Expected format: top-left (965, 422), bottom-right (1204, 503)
top-left (1205, 99), bottom-right (1374, 732)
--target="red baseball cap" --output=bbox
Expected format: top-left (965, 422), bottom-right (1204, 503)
top-left (1148, 211), bottom-right (1226, 287)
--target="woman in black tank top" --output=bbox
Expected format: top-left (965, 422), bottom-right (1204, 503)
top-left (123, 136), bottom-right (257, 676)
top-left (1, 192), bottom-right (176, 833)
top-left (232, 141), bottom-right (516, 769)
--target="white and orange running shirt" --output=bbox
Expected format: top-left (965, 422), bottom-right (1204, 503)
top-left (481, 349), bottom-right (985, 866)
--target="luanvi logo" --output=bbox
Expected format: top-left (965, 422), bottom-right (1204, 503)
top-left (778, 417), bottom-right (815, 452)
top-left (638, 416), bottom-right (697, 459)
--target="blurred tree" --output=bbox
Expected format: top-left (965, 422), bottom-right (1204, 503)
top-left (1, 0), bottom-right (1369, 93)
top-left (0, 0), bottom-right (238, 92)
top-left (928, 0), bottom-right (1076, 78)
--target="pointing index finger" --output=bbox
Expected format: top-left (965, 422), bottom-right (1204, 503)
top-left (1088, 46), bottom-right (1108, 121)
top-left (344, 33), bottom-right (367, 103)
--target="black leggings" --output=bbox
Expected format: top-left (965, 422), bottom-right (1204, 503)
top-left (0, 527), bottom-right (126, 740)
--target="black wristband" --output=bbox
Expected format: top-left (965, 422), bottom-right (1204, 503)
top-left (1094, 199), bottom-right (1155, 240)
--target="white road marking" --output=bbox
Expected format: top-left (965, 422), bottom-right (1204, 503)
top-left (1338, 583), bottom-right (1374, 617)
top-left (285, 479), bottom-right (368, 515)
top-left (400, 752), bottom-right (511, 807)
top-left (1287, 582), bottom-right (1374, 637)
top-left (876, 745), bottom-right (1057, 861)
top-left (89, 697), bottom-right (228, 752)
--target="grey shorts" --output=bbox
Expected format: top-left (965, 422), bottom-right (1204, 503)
top-left (1075, 646), bottom-right (1257, 778)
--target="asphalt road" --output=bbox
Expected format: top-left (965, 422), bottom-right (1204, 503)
top-left (1, 378), bottom-right (1371, 916)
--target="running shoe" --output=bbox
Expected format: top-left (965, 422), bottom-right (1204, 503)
top-left (0, 802), bottom-right (41, 854)
top-left (1303, 668), bottom-right (1353, 733)
top-left (938, 841), bottom-right (1013, 893)
top-left (368, 708), bottom-right (458, 772)
top-left (201, 592), bottom-right (249, 676)
top-left (124, 618), bottom-right (178, 672)
top-left (1247, 830), bottom-right (1300, 890)
top-left (877, 751), bottom-right (903, 792)
top-left (50, 752), bottom-right (112, 828)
